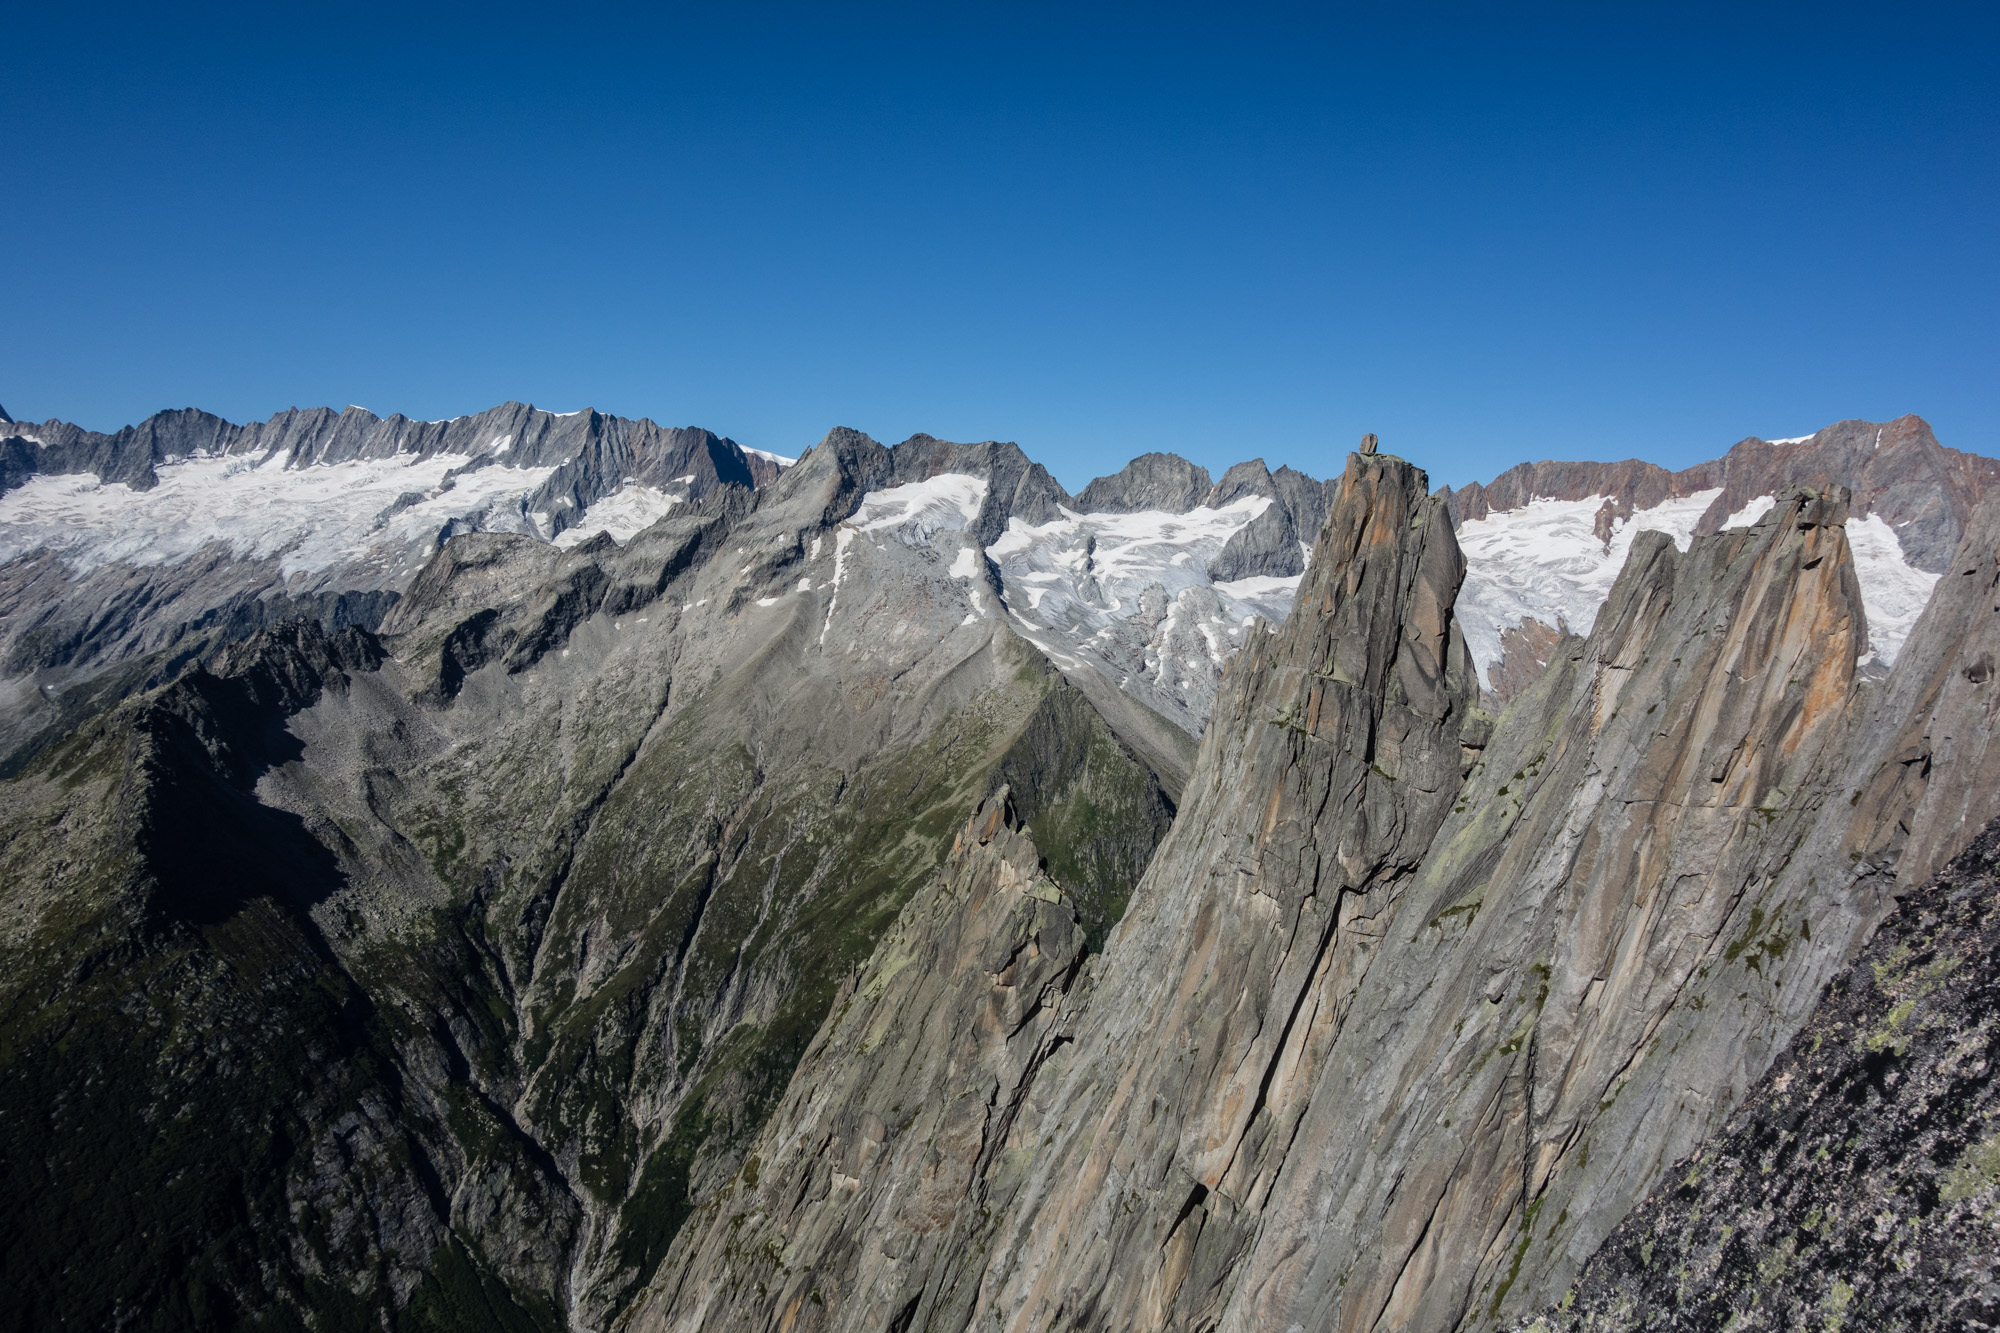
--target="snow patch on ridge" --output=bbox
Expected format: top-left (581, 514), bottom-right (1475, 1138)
top-left (1847, 513), bottom-right (1939, 667)
top-left (0, 453), bottom-right (557, 577)
top-left (852, 474), bottom-right (989, 540)
top-left (1726, 495), bottom-right (1778, 528)
top-left (553, 482), bottom-right (684, 548)
top-left (1454, 489), bottom-right (1721, 689)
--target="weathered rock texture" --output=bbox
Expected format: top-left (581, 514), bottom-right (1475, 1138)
top-left (1074, 452), bottom-right (1216, 514)
top-left (632, 446), bottom-right (1483, 1331)
top-left (1523, 817), bottom-right (2000, 1333)
top-left (0, 401), bottom-right (776, 503)
top-left (956, 448), bottom-right (1480, 1331)
top-left (633, 474), bottom-right (2000, 1333)
top-left (1201, 488), bottom-right (1878, 1331)
top-left (629, 792), bottom-right (1088, 1333)
top-left (1512, 494), bottom-right (2000, 1331)
top-left (1442, 414), bottom-right (1999, 574)
top-left (10, 403), bottom-right (2000, 1333)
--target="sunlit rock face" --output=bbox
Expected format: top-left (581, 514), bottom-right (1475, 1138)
top-left (6, 398), bottom-right (2000, 1333)
top-left (631, 469), bottom-right (2000, 1333)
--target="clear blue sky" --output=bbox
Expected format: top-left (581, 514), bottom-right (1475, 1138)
top-left (5, 2), bottom-right (1995, 491)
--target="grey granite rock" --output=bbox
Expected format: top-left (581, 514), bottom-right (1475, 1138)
top-left (628, 792), bottom-right (1089, 1333)
top-left (1074, 451), bottom-right (1215, 514)
top-left (1202, 458), bottom-right (1280, 509)
top-left (0, 425), bottom-right (1187, 1330)
top-left (1523, 816), bottom-right (2000, 1332)
top-left (1439, 414), bottom-right (2000, 576)
top-left (631, 446), bottom-right (1480, 1333)
top-left (1207, 493), bottom-right (1302, 581)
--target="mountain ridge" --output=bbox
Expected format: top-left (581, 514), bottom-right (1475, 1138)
top-left (5, 401), bottom-right (2000, 1329)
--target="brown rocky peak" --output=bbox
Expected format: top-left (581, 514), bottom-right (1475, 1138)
top-left (1359, 431), bottom-right (1379, 455)
top-left (927, 447), bottom-right (1479, 1331)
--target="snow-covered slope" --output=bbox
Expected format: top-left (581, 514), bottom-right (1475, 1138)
top-left (1455, 489), bottom-right (1940, 688)
top-left (1443, 416), bottom-right (1990, 695)
top-left (0, 402), bottom-right (786, 769)
top-left (985, 497), bottom-right (1303, 732)
top-left (832, 474), bottom-right (1301, 734)
top-left (0, 450), bottom-right (559, 581)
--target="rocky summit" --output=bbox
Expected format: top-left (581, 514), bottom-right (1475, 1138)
top-left (3, 402), bottom-right (2000, 1331)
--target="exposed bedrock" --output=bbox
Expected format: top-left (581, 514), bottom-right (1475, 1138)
top-left (632, 474), bottom-right (2000, 1333)
top-left (0, 426), bottom-right (1186, 1331)
top-left (1518, 492), bottom-right (2000, 1331)
top-left (629, 792), bottom-right (1090, 1333)
top-left (1207, 487), bottom-right (1875, 1332)
top-left (1522, 817), bottom-right (2000, 1333)
top-left (632, 446), bottom-right (1483, 1331)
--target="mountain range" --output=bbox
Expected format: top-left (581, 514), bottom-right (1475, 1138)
top-left (2, 399), bottom-right (1996, 1331)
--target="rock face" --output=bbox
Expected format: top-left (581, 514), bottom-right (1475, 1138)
top-left (628, 792), bottom-right (1088, 1333)
top-left (9, 396), bottom-right (2000, 1332)
top-left (1205, 488), bottom-right (1875, 1331)
top-left (1074, 451), bottom-right (1215, 513)
top-left (1516, 493), bottom-right (2000, 1331)
top-left (1526, 817), bottom-right (2000, 1333)
top-left (0, 401), bottom-right (782, 774)
top-left (632, 471), bottom-right (2000, 1333)
top-left (0, 427), bottom-right (1184, 1331)
top-left (1441, 416), bottom-right (2000, 571)
top-left (959, 448), bottom-right (1479, 1331)
top-left (0, 406), bottom-right (1346, 777)
top-left (631, 445), bottom-right (1483, 1331)
top-left (0, 401), bottom-right (778, 501)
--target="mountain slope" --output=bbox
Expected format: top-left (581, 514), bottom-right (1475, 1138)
top-left (0, 427), bottom-right (1183, 1330)
top-left (629, 461), bottom-right (2000, 1333)
top-left (0, 402), bottom-right (776, 773)
top-left (633, 444), bottom-right (1483, 1331)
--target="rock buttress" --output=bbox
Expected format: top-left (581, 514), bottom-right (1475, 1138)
top-left (933, 449), bottom-right (1480, 1331)
top-left (625, 790), bottom-right (1088, 1333)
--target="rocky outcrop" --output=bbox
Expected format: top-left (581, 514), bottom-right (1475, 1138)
top-left (961, 447), bottom-right (1478, 1331)
top-left (1487, 615), bottom-right (1567, 704)
top-left (1442, 414), bottom-right (1998, 700)
top-left (0, 401), bottom-right (775, 506)
top-left (629, 792), bottom-right (1088, 1333)
top-left (1203, 488), bottom-right (1875, 1331)
top-left (632, 470), bottom-right (2000, 1333)
top-left (1834, 492), bottom-right (2000, 889)
top-left (1514, 492), bottom-right (2000, 1330)
top-left (1207, 490), bottom-right (1303, 581)
top-left (631, 444), bottom-right (1479, 1332)
top-left (1526, 817), bottom-right (2000, 1333)
top-left (0, 401), bottom-right (787, 779)
top-left (9, 399), bottom-right (2000, 1333)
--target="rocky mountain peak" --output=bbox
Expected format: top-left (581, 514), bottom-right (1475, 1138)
top-left (1074, 450), bottom-right (1214, 513)
top-left (1201, 457), bottom-right (1278, 508)
top-left (9, 385), bottom-right (2000, 1333)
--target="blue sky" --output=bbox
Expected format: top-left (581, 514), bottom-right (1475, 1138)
top-left (4, 2), bottom-right (1995, 491)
